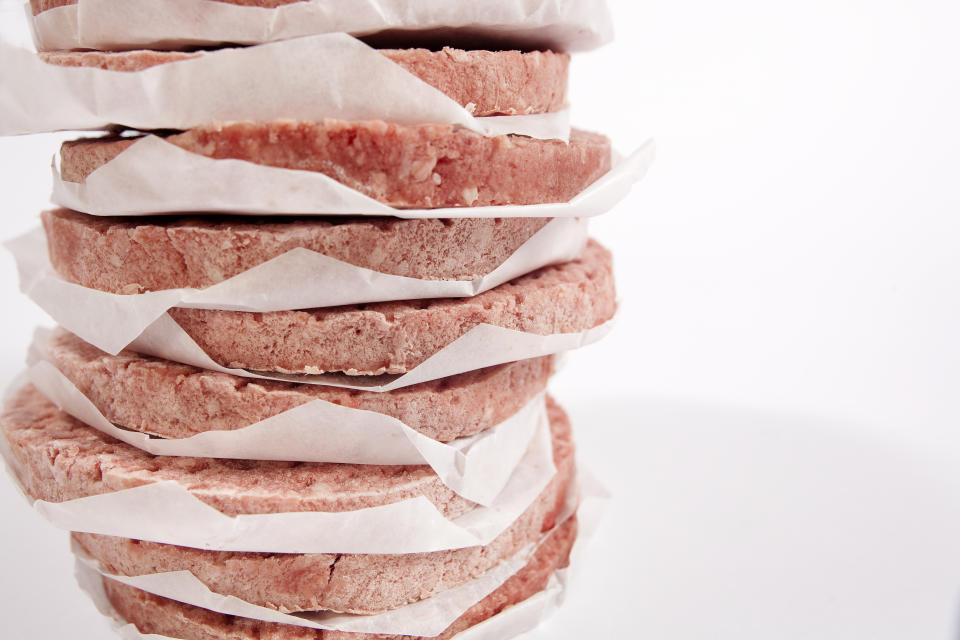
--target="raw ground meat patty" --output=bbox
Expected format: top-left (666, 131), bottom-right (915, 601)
top-left (59, 122), bottom-right (612, 209)
top-left (40, 47), bottom-right (569, 117)
top-left (1, 384), bottom-right (477, 519)
top-left (47, 328), bottom-right (553, 441)
top-left (165, 239), bottom-right (616, 375)
top-left (76, 398), bottom-right (572, 615)
top-left (2, 385), bottom-right (575, 613)
top-left (101, 513), bottom-right (577, 639)
top-left (42, 208), bottom-right (557, 293)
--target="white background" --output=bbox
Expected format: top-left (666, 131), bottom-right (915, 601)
top-left (1, 0), bottom-right (959, 638)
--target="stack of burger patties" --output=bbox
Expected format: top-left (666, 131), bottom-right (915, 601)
top-left (0, 2), bottom-right (648, 639)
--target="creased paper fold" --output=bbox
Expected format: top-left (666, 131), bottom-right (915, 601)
top-left (9, 217), bottom-right (588, 316)
top-left (25, 413), bottom-right (556, 554)
top-left (29, 0), bottom-right (614, 53)
top-left (52, 136), bottom-right (655, 217)
top-left (1, 33), bottom-right (570, 139)
top-left (26, 348), bottom-right (545, 506)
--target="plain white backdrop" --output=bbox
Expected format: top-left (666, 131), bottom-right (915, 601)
top-left (0, 0), bottom-right (959, 638)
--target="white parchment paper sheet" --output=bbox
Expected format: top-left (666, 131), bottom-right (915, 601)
top-left (9, 216), bottom-right (588, 314)
top-left (17, 412), bottom-right (556, 554)
top-left (52, 135), bottom-right (655, 217)
top-left (73, 471), bottom-right (607, 640)
top-left (1, 34), bottom-right (570, 138)
top-left (26, 347), bottom-right (546, 505)
top-left (28, 0), bottom-right (613, 53)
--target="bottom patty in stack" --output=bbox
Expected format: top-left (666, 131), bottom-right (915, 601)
top-left (1, 385), bottom-right (575, 614)
top-left (103, 513), bottom-right (578, 640)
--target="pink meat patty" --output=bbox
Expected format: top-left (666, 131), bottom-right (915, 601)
top-left (165, 238), bottom-right (615, 375)
top-left (47, 328), bottom-right (553, 441)
top-left (1, 386), bottom-right (575, 613)
top-left (101, 513), bottom-right (577, 638)
top-left (40, 47), bottom-right (569, 117)
top-left (42, 208), bottom-right (557, 293)
top-left (1, 384), bottom-right (476, 519)
top-left (59, 122), bottom-right (611, 209)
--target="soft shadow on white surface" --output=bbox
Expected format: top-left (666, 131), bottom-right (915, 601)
top-left (0, 390), bottom-right (957, 640)
top-left (525, 393), bottom-right (960, 640)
